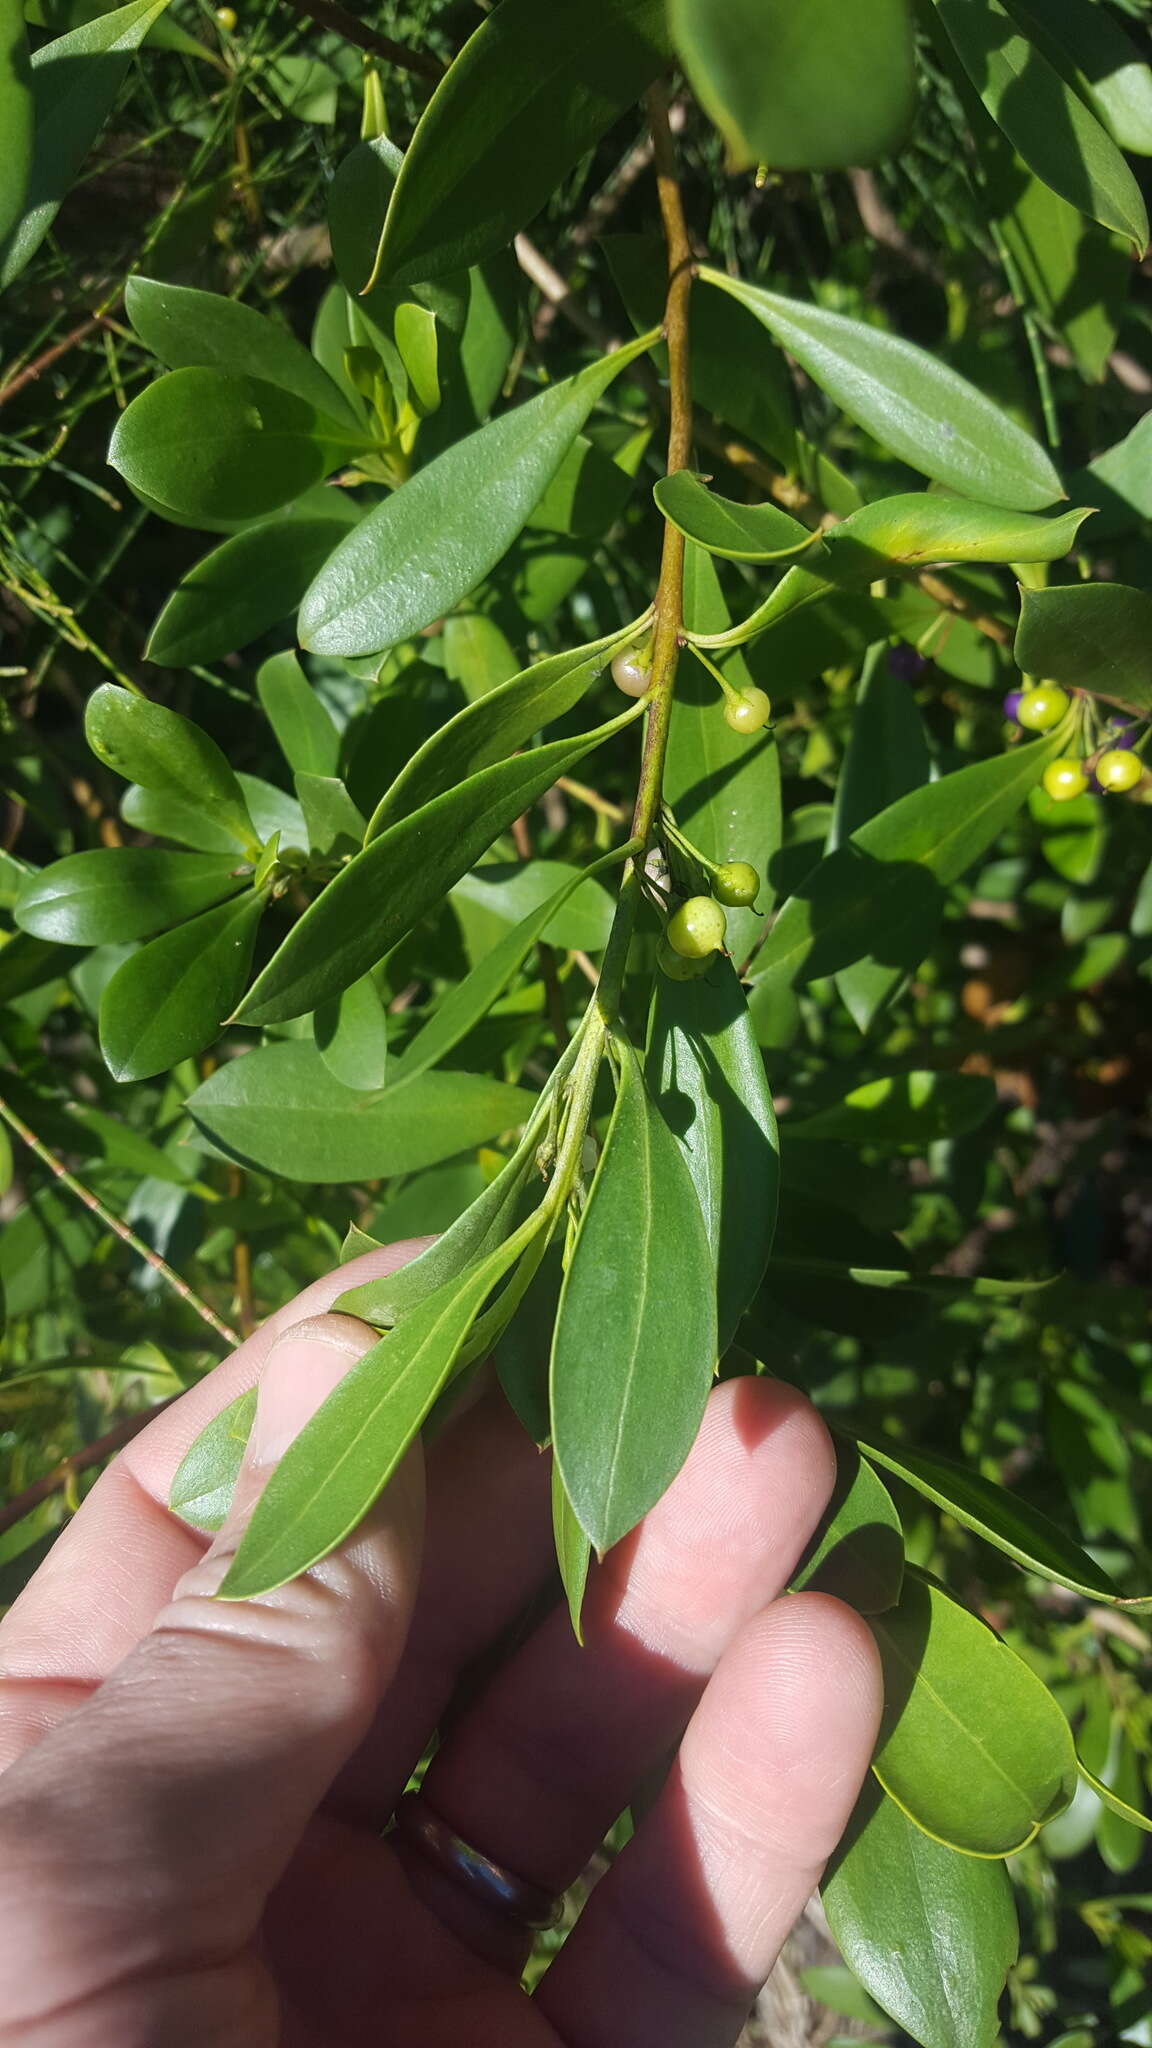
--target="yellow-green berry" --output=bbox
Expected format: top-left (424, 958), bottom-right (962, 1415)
top-left (611, 648), bottom-right (651, 698)
top-left (215, 5), bottom-right (238, 25)
top-left (723, 686), bottom-right (772, 735)
top-left (1017, 684), bottom-right (1070, 733)
top-left (1042, 758), bottom-right (1088, 802)
top-left (1095, 748), bottom-right (1142, 793)
top-left (713, 860), bottom-right (760, 908)
top-left (658, 937), bottom-right (710, 980)
top-left (666, 894), bottom-right (728, 959)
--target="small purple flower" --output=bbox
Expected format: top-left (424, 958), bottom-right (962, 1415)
top-left (1003, 690), bottom-right (1023, 723)
top-left (888, 644), bottom-right (926, 681)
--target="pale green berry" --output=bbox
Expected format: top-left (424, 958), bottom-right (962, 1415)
top-left (723, 687), bottom-right (772, 735)
top-left (658, 937), bottom-right (710, 980)
top-left (1042, 758), bottom-right (1088, 802)
top-left (1017, 685), bottom-right (1069, 733)
top-left (713, 860), bottom-right (760, 908)
top-left (666, 895), bottom-right (727, 959)
top-left (611, 649), bottom-right (651, 698)
top-left (1095, 748), bottom-right (1142, 793)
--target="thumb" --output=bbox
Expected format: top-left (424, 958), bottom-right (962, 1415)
top-left (0, 1313), bottom-right (423, 2010)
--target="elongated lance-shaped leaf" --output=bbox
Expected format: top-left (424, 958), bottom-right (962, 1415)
top-left (85, 685), bottom-right (258, 851)
top-left (553, 1460), bottom-right (592, 1643)
top-left (298, 332), bottom-right (657, 657)
top-left (828, 643), bottom-right (930, 852)
top-left (124, 276), bottom-right (359, 426)
top-left (145, 490), bottom-right (361, 668)
top-left (366, 0), bottom-right (670, 288)
top-left (1015, 582), bottom-right (1152, 711)
top-left (822, 1781), bottom-right (1018, 2048)
top-left (15, 848), bottom-right (249, 945)
top-left (699, 270), bottom-right (1064, 511)
top-left (824, 494), bottom-right (1092, 568)
top-left (235, 696), bottom-right (645, 1024)
top-left (1076, 1756), bottom-right (1152, 1835)
top-left (551, 1042), bottom-right (717, 1554)
top-left (791, 1438), bottom-right (904, 1614)
top-left (646, 956), bottom-right (778, 1354)
top-left (170, 1390), bottom-right (257, 1534)
top-left (653, 471), bottom-right (818, 562)
top-left (367, 628), bottom-right (641, 836)
top-left (220, 1224), bottom-right (541, 1598)
top-left (1, 0), bottom-right (172, 290)
top-left (99, 890), bottom-right (266, 1083)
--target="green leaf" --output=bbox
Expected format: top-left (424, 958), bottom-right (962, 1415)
top-left (870, 1570), bottom-right (1077, 1855)
top-left (1015, 582), bottom-right (1152, 710)
top-left (99, 891), bottom-right (265, 1082)
top-left (551, 1042), bottom-right (716, 1554)
top-left (221, 1228), bottom-right (533, 1599)
top-left (1030, 783), bottom-right (1105, 885)
top-left (989, 143), bottom-right (1130, 385)
top-left (365, 0), bottom-right (670, 288)
top-left (822, 1781), bottom-right (1018, 2048)
top-left (495, 1241), bottom-right (562, 1445)
top-left (1006, 0), bottom-right (1152, 155)
top-left (1078, 1753), bottom-right (1152, 1837)
top-left (670, 0), bottom-right (916, 171)
top-left (453, 859), bottom-right (615, 955)
top-left (1086, 412), bottom-right (1152, 529)
top-left (169, 1389), bottom-right (256, 1534)
top-left (936, 0), bottom-right (1148, 252)
top-left (255, 651), bottom-right (341, 778)
top-left (313, 975), bottom-right (389, 1093)
top-left (829, 644), bottom-right (930, 852)
top-left (442, 612), bottom-right (519, 703)
top-left (826, 493), bottom-right (1092, 569)
top-left (666, 544), bottom-right (783, 967)
top-left (653, 470), bottom-right (817, 562)
top-left (552, 1458), bottom-right (592, 1643)
top-left (14, 848), bottom-right (247, 945)
top-left (857, 1437), bottom-right (1133, 1606)
top-left (393, 856), bottom-right (620, 1085)
top-left (646, 956), bottom-right (778, 1354)
top-left (699, 271), bottom-right (1064, 511)
top-left (298, 333), bottom-right (656, 657)
top-left (0, 0), bottom-right (32, 257)
top-left (747, 730), bottom-right (1067, 1025)
top-left (186, 1040), bottom-right (535, 1182)
top-left (145, 490), bottom-right (360, 668)
top-left (108, 367), bottom-right (365, 526)
top-left (791, 1439), bottom-right (904, 1614)
top-left (786, 1071), bottom-right (997, 1147)
top-left (85, 684), bottom-right (258, 851)
top-left (124, 275), bottom-right (358, 427)
top-left (236, 696), bottom-right (644, 1025)
top-left (368, 629), bottom-right (633, 836)
top-left (294, 774), bottom-right (366, 860)
top-left (0, 0), bottom-right (171, 291)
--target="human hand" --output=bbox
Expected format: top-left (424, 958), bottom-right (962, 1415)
top-left (0, 1241), bottom-right (882, 2048)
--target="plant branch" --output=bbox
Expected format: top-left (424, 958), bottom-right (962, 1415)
top-left (276, 0), bottom-right (444, 80)
top-left (0, 1094), bottom-right (241, 1348)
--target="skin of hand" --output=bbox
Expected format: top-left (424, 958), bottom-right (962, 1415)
top-left (0, 1240), bottom-right (883, 2048)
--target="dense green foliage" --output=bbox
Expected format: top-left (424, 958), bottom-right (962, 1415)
top-left (2, 1), bottom-right (1151, 2041)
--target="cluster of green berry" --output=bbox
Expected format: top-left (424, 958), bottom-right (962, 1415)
top-left (656, 862), bottom-right (760, 980)
top-left (1006, 684), bottom-right (1146, 802)
top-left (612, 649), bottom-right (772, 735)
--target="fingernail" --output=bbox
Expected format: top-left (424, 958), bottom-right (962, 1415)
top-left (250, 1316), bottom-right (375, 1467)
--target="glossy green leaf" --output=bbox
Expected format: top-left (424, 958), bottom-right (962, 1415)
top-left (551, 1042), bottom-right (716, 1554)
top-left (99, 891), bottom-right (265, 1082)
top-left (0, 0), bottom-right (32, 256)
top-left (85, 684), bottom-right (258, 850)
top-left (236, 697), bottom-right (644, 1025)
top-left (145, 490), bottom-right (360, 668)
top-left (989, 142), bottom-right (1130, 385)
top-left (221, 1229), bottom-right (532, 1598)
top-left (670, 0), bottom-right (915, 170)
top-left (314, 976), bottom-right (389, 1093)
top-left (1015, 582), bottom-right (1152, 710)
top-left (1006, 0), bottom-right (1152, 155)
top-left (298, 333), bottom-right (656, 657)
top-left (646, 956), bottom-right (778, 1353)
top-left (792, 1439), bottom-right (904, 1614)
top-left (169, 1389), bottom-right (256, 1534)
top-left (442, 612), bottom-right (519, 703)
top-left (654, 470), bottom-right (817, 562)
top-left (829, 644), bottom-right (930, 851)
top-left (787, 1071), bottom-right (997, 1146)
top-left (553, 1458), bottom-right (591, 1643)
top-left (936, 0), bottom-right (1148, 252)
top-left (366, 0), bottom-right (670, 288)
top-left (666, 544), bottom-right (783, 968)
top-left (187, 1040), bottom-right (535, 1182)
top-left (124, 275), bottom-right (358, 426)
top-left (857, 1437), bottom-right (1133, 1605)
top-left (453, 860), bottom-right (615, 955)
top-left (108, 367), bottom-right (364, 526)
top-left (294, 775), bottom-right (366, 861)
top-left (826, 493), bottom-right (1091, 569)
top-left (393, 856), bottom-right (620, 1086)
top-left (1087, 412), bottom-right (1152, 529)
top-left (870, 1571), bottom-right (1078, 1854)
top-left (1030, 783), bottom-right (1105, 885)
top-left (256, 651), bottom-right (340, 778)
top-left (526, 430), bottom-right (643, 539)
top-left (1078, 1753), bottom-right (1152, 1837)
top-left (14, 848), bottom-right (246, 945)
top-left (700, 270), bottom-right (1064, 511)
top-left (747, 730), bottom-right (1067, 1023)
top-left (495, 1241), bottom-right (562, 1446)
top-left (368, 629), bottom-right (633, 836)
top-left (0, 0), bottom-right (170, 291)
top-left (822, 1782), bottom-right (1018, 2048)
